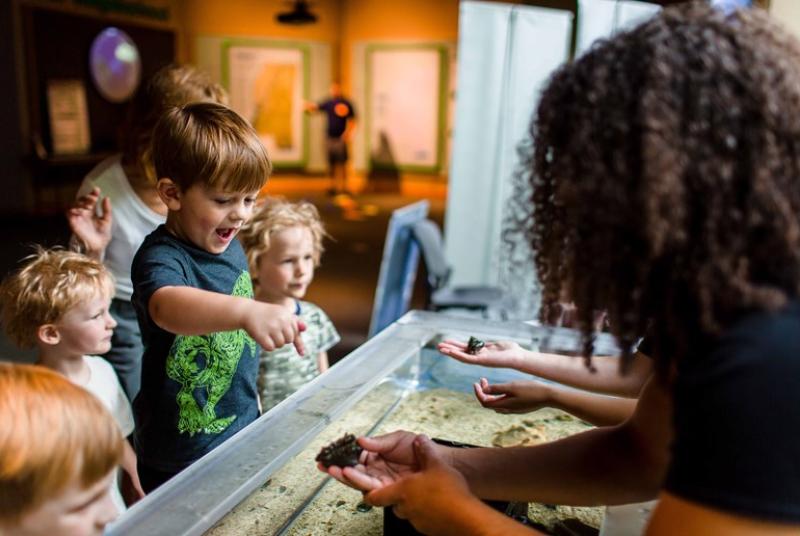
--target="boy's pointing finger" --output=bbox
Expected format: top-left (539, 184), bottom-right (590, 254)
top-left (294, 332), bottom-right (306, 356)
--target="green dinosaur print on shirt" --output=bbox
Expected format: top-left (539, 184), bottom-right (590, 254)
top-left (166, 272), bottom-right (257, 436)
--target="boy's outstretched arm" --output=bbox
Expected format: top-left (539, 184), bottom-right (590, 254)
top-left (149, 286), bottom-right (306, 355)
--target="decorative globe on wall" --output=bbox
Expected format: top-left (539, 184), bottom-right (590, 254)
top-left (89, 27), bottom-right (141, 103)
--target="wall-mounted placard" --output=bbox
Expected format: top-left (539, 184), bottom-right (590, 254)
top-left (222, 40), bottom-right (310, 168)
top-left (366, 44), bottom-right (448, 174)
top-left (46, 79), bottom-right (91, 155)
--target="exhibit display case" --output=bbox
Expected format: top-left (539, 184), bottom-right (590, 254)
top-left (108, 311), bottom-right (619, 536)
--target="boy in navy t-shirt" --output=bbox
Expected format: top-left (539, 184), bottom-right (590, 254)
top-left (131, 102), bottom-right (306, 492)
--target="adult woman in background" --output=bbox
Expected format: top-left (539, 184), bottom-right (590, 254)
top-left (67, 65), bottom-right (227, 401)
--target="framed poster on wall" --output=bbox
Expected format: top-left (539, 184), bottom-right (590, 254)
top-left (222, 40), bottom-right (310, 168)
top-left (366, 44), bottom-right (448, 173)
top-left (46, 79), bottom-right (91, 155)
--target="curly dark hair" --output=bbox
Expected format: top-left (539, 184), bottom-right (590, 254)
top-left (517, 3), bottom-right (800, 371)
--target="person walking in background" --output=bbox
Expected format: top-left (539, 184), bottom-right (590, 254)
top-left (305, 82), bottom-right (356, 196)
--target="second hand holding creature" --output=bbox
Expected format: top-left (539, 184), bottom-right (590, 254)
top-left (319, 432), bottom-right (534, 536)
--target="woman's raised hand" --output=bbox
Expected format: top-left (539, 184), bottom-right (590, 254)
top-left (66, 187), bottom-right (113, 259)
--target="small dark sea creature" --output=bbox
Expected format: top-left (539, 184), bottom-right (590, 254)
top-left (316, 433), bottom-right (363, 468)
top-left (356, 502), bottom-right (373, 513)
top-left (467, 336), bottom-right (485, 355)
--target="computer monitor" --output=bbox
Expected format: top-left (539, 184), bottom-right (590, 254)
top-left (368, 200), bottom-right (430, 338)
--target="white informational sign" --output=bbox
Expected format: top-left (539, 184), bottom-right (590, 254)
top-left (227, 45), bottom-right (306, 166)
top-left (368, 47), bottom-right (443, 171)
top-left (46, 79), bottom-right (91, 155)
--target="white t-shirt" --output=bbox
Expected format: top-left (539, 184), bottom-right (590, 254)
top-left (78, 155), bottom-right (165, 300)
top-left (83, 356), bottom-right (134, 436)
top-left (82, 356), bottom-right (135, 514)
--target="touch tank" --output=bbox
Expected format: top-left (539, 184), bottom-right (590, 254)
top-left (107, 311), bottom-right (620, 536)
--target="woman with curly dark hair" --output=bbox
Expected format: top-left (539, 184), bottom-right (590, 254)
top-left (321, 5), bottom-right (800, 534)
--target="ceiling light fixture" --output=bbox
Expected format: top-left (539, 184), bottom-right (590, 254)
top-left (276, 0), bottom-right (318, 25)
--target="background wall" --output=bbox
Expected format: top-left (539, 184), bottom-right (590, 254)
top-left (184, 1), bottom-right (340, 174)
top-left (183, 0), bottom-right (459, 184)
top-left (770, 0), bottom-right (800, 38)
top-left (5, 0), bottom-right (182, 215)
top-left (180, 0), bottom-right (341, 45)
top-left (2, 0), bottom-right (465, 215)
top-left (5, 0), bottom-right (791, 214)
top-left (341, 0), bottom-right (458, 182)
top-left (1, 1), bottom-right (28, 214)
top-left (338, 0), bottom-right (460, 91)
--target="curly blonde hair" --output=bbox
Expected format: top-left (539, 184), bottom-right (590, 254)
top-left (239, 198), bottom-right (328, 275)
top-left (0, 248), bottom-right (115, 349)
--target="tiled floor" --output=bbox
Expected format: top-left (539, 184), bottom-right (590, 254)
top-left (0, 178), bottom-right (446, 365)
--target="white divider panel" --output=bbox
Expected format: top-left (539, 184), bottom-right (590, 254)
top-left (444, 1), bottom-right (571, 314)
